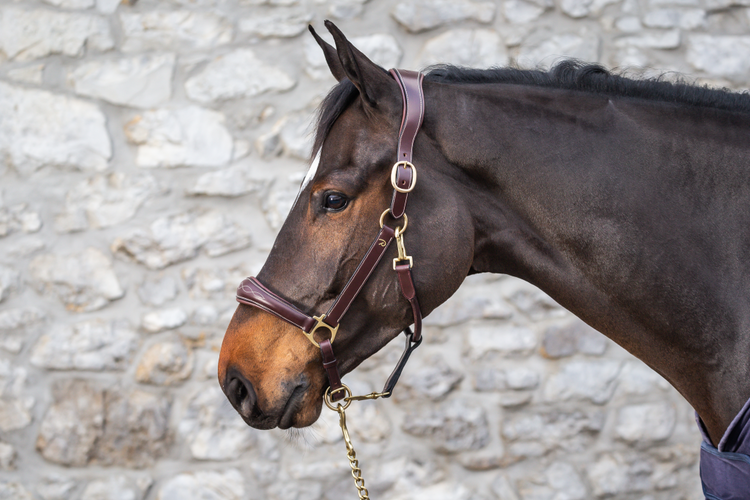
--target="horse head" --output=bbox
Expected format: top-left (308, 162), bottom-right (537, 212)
top-left (218, 21), bottom-right (473, 429)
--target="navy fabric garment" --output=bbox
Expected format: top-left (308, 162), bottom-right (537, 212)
top-left (697, 397), bottom-right (750, 500)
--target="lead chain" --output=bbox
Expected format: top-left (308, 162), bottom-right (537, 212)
top-left (337, 406), bottom-right (370, 500)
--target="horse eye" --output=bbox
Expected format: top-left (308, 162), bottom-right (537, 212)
top-left (323, 193), bottom-right (348, 211)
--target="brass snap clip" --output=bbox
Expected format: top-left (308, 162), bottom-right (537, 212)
top-left (390, 161), bottom-right (417, 193)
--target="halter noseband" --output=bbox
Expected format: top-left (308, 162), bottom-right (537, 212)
top-left (235, 69), bottom-right (425, 402)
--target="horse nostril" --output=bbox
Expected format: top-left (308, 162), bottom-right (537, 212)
top-left (224, 371), bottom-right (257, 417)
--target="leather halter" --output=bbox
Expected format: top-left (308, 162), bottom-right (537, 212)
top-left (236, 69), bottom-right (425, 402)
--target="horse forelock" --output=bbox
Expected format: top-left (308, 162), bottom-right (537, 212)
top-left (312, 78), bottom-right (359, 160)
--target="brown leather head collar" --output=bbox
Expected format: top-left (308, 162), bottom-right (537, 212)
top-left (235, 68), bottom-right (425, 401)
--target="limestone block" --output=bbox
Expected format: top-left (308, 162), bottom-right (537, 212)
top-left (137, 276), bottom-right (179, 306)
top-left (560, 0), bottom-right (593, 18)
top-left (96, 388), bottom-right (171, 467)
top-left (43, 0), bottom-right (96, 8)
top-left (185, 49), bottom-right (294, 103)
top-left (0, 82), bottom-right (111, 175)
top-left (193, 305), bottom-right (219, 325)
top-left (267, 481), bottom-right (322, 500)
top-left (0, 266), bottom-right (20, 303)
top-left (7, 64), bottom-right (44, 84)
top-left (346, 399), bottom-right (392, 443)
top-left (541, 319), bottom-right (607, 358)
top-left (0, 202), bottom-right (42, 237)
top-left (615, 30), bottom-right (681, 49)
top-left (187, 161), bottom-right (268, 197)
top-left (36, 379), bottom-right (104, 466)
top-left (643, 8), bottom-right (705, 29)
top-left (503, 0), bottom-right (545, 24)
top-left (136, 335), bottom-right (193, 385)
top-left (507, 287), bottom-right (567, 321)
top-left (112, 210), bottom-right (251, 269)
top-left (616, 360), bottom-right (670, 396)
top-left (586, 453), bottom-right (654, 497)
top-left (182, 265), bottom-right (252, 299)
top-left (369, 456), bottom-right (446, 497)
top-left (327, 0), bottom-right (368, 19)
top-left (419, 29), bottom-right (508, 68)
top-left (141, 308), bottom-right (188, 333)
top-left (177, 384), bottom-right (257, 460)
top-left (238, 8), bottom-right (312, 38)
top-left (124, 107), bottom-right (232, 168)
top-left (119, 11), bottom-right (232, 53)
top-left (305, 33), bottom-right (402, 80)
top-left (0, 483), bottom-right (33, 500)
top-left (81, 476), bottom-right (152, 500)
top-left (0, 442), bottom-right (14, 471)
top-left (402, 399), bottom-right (490, 452)
top-left (397, 355), bottom-right (463, 400)
top-left (391, 0), bottom-right (496, 33)
top-left (518, 33), bottom-right (601, 68)
top-left (615, 16), bottom-right (642, 32)
top-left (491, 474), bottom-right (520, 500)
top-left (0, 7), bottom-right (113, 61)
top-left (466, 324), bottom-right (537, 360)
top-left (391, 482), bottom-right (474, 500)
top-left (96, 0), bottom-right (120, 13)
top-left (68, 53), bottom-right (175, 108)
top-left (30, 319), bottom-right (139, 371)
top-left (157, 470), bottom-right (245, 500)
top-left (262, 177), bottom-right (300, 229)
top-left (543, 360), bottom-right (621, 404)
top-left (0, 307), bottom-right (45, 354)
top-left (29, 248), bottom-right (124, 312)
top-left (55, 173), bottom-right (163, 233)
top-left (36, 475), bottom-right (77, 500)
top-left (502, 410), bottom-right (605, 457)
top-left (535, 462), bottom-right (587, 499)
top-left (615, 402), bottom-right (676, 444)
top-left (424, 292), bottom-right (512, 327)
top-left (687, 35), bottom-right (750, 77)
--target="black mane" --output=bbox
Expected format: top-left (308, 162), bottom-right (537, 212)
top-left (313, 60), bottom-right (750, 158)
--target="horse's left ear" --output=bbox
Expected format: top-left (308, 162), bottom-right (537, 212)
top-left (325, 20), bottom-right (398, 110)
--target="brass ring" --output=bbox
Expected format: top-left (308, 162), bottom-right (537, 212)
top-left (391, 161), bottom-right (417, 193)
top-left (324, 384), bottom-right (352, 411)
top-left (379, 209), bottom-right (408, 233)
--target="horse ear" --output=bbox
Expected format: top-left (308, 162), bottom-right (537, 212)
top-left (308, 25), bottom-right (346, 82)
top-left (324, 20), bottom-right (396, 109)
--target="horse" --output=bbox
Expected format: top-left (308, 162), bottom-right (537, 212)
top-left (219, 21), bottom-right (750, 497)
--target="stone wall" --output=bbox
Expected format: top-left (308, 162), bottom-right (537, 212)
top-left (1, 0), bottom-right (747, 498)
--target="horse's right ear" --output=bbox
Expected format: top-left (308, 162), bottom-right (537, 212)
top-left (324, 20), bottom-right (398, 110)
top-left (308, 25), bottom-right (346, 82)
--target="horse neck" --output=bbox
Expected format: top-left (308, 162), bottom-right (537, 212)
top-left (424, 81), bottom-right (750, 444)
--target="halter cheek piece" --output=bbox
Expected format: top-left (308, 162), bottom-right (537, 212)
top-left (235, 69), bottom-right (425, 403)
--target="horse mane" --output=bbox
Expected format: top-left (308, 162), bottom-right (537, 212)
top-left (313, 60), bottom-right (750, 160)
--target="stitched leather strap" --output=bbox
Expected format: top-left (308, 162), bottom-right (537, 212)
top-left (382, 328), bottom-right (422, 397)
top-left (395, 263), bottom-right (422, 343)
top-left (389, 69), bottom-right (424, 219)
top-left (236, 277), bottom-right (316, 332)
top-left (325, 225), bottom-right (396, 326)
top-left (320, 339), bottom-right (344, 401)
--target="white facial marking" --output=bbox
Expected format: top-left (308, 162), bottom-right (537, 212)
top-left (293, 149), bottom-right (320, 206)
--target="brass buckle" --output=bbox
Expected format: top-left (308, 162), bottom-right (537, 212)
top-left (303, 314), bottom-right (339, 348)
top-left (391, 161), bottom-right (417, 193)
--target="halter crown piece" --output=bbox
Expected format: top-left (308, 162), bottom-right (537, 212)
top-left (235, 69), bottom-right (425, 499)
